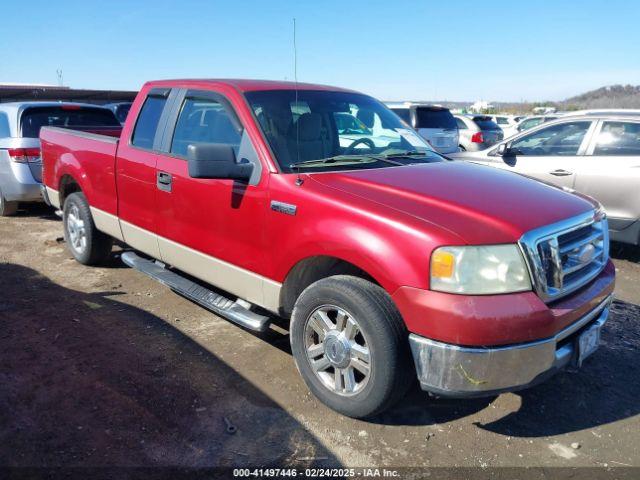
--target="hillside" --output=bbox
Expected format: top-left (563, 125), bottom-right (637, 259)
top-left (561, 84), bottom-right (640, 109)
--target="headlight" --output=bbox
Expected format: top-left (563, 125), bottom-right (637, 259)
top-left (430, 245), bottom-right (532, 294)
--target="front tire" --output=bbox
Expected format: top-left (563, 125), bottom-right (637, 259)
top-left (290, 275), bottom-right (413, 418)
top-left (63, 192), bottom-right (113, 265)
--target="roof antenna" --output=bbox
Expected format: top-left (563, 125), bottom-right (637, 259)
top-left (293, 17), bottom-right (304, 186)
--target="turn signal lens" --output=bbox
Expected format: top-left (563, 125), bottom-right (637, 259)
top-left (431, 250), bottom-right (455, 278)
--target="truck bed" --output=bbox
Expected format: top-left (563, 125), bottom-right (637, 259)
top-left (41, 126), bottom-right (121, 216)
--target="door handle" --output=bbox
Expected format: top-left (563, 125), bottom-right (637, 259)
top-left (157, 171), bottom-right (172, 192)
top-left (550, 169), bottom-right (573, 177)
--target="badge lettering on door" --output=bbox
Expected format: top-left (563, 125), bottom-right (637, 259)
top-left (270, 201), bottom-right (297, 216)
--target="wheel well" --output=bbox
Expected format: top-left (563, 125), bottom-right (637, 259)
top-left (279, 256), bottom-right (378, 318)
top-left (59, 175), bottom-right (82, 206)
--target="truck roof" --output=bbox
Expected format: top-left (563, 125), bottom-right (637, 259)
top-left (144, 79), bottom-right (357, 93)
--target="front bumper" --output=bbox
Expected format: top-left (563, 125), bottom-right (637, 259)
top-left (409, 295), bottom-right (612, 397)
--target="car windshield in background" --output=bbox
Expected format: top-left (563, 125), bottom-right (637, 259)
top-left (20, 106), bottom-right (120, 138)
top-left (245, 90), bottom-right (443, 172)
top-left (473, 117), bottom-right (501, 130)
top-left (415, 107), bottom-right (457, 129)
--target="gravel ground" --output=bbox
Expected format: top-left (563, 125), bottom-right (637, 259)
top-left (0, 205), bottom-right (639, 472)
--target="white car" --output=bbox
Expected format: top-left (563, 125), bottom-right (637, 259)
top-left (385, 102), bottom-right (459, 154)
top-left (502, 115), bottom-right (559, 139)
top-left (490, 115), bottom-right (517, 131)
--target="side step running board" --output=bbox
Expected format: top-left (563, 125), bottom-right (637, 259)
top-left (121, 251), bottom-right (271, 332)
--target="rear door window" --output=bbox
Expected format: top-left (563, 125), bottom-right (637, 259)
top-left (170, 97), bottom-right (242, 157)
top-left (455, 117), bottom-right (468, 129)
top-left (131, 96), bottom-right (168, 149)
top-left (593, 121), bottom-right (640, 156)
top-left (20, 106), bottom-right (120, 138)
top-left (415, 107), bottom-right (457, 129)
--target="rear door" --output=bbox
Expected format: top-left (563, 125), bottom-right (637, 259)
top-left (153, 88), bottom-right (271, 308)
top-left (492, 120), bottom-right (596, 188)
top-left (577, 119), bottom-right (640, 229)
top-left (116, 87), bottom-right (175, 258)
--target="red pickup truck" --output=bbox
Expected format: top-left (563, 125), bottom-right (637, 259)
top-left (41, 79), bottom-right (615, 418)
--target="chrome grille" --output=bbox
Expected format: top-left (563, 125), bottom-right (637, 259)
top-left (519, 210), bottom-right (609, 303)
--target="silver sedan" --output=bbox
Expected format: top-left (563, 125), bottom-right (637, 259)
top-left (449, 114), bottom-right (640, 245)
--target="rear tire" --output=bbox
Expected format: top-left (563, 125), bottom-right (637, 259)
top-left (0, 188), bottom-right (18, 216)
top-left (63, 192), bottom-right (113, 265)
top-left (290, 275), bottom-right (414, 418)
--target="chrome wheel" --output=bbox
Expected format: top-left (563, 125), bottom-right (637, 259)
top-left (66, 204), bottom-right (87, 254)
top-left (304, 305), bottom-right (371, 396)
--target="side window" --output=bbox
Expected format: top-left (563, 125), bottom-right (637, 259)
top-left (519, 118), bottom-right (539, 131)
top-left (593, 121), bottom-right (640, 156)
top-left (171, 97), bottom-right (242, 157)
top-left (510, 121), bottom-right (591, 156)
top-left (455, 117), bottom-right (467, 129)
top-left (131, 95), bottom-right (167, 149)
top-left (0, 112), bottom-right (10, 138)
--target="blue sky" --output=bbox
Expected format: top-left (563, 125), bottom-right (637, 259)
top-left (2, 0), bottom-right (639, 101)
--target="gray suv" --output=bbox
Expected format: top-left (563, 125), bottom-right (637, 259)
top-left (450, 115), bottom-right (640, 245)
top-left (0, 102), bottom-right (120, 215)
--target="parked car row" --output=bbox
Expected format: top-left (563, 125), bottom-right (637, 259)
top-left (31, 78), bottom-right (616, 418)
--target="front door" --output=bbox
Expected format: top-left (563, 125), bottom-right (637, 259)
top-left (493, 120), bottom-right (595, 189)
top-left (153, 89), bottom-right (272, 309)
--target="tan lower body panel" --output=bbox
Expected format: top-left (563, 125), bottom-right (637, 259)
top-left (90, 207), bottom-right (124, 241)
top-left (120, 220), bottom-right (162, 259)
top-left (114, 220), bottom-right (281, 313)
top-left (157, 236), bottom-right (282, 313)
top-left (46, 187), bottom-right (61, 209)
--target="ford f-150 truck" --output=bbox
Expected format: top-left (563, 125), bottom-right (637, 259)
top-left (41, 79), bottom-right (615, 418)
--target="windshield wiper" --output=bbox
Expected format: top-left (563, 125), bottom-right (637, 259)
top-left (290, 154), bottom-right (403, 169)
top-left (381, 150), bottom-right (446, 163)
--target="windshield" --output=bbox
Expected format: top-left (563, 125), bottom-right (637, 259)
top-left (21, 106), bottom-right (120, 138)
top-left (245, 90), bottom-right (442, 172)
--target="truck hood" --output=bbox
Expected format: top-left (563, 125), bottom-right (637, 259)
top-left (308, 161), bottom-right (595, 244)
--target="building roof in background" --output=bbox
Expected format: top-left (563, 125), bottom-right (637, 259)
top-left (0, 85), bottom-right (137, 104)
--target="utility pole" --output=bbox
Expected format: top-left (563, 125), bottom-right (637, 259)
top-left (56, 69), bottom-right (63, 87)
